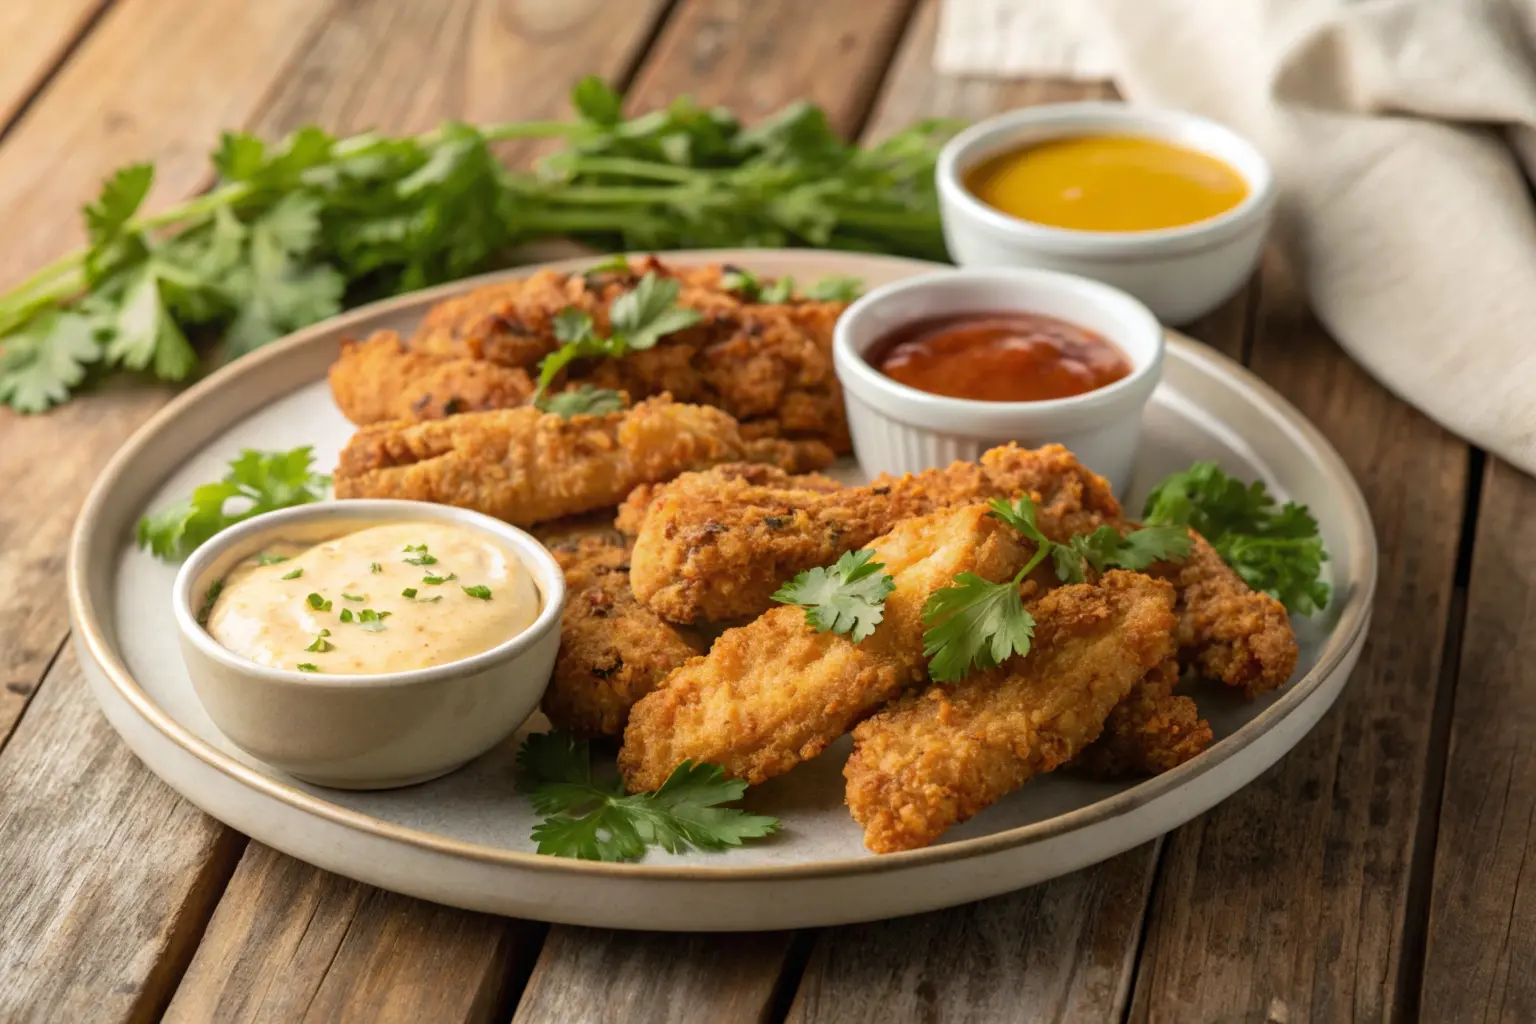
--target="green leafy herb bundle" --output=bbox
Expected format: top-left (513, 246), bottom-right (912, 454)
top-left (0, 76), bottom-right (959, 413)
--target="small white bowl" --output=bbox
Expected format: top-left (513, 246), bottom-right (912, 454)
top-left (832, 267), bottom-right (1163, 493)
top-left (172, 500), bottom-right (565, 790)
top-left (936, 102), bottom-right (1276, 323)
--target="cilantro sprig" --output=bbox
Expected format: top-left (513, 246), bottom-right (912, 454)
top-left (719, 269), bottom-right (864, 303)
top-left (516, 732), bottom-right (778, 862)
top-left (1143, 462), bottom-right (1330, 614)
top-left (136, 447), bottom-right (330, 561)
top-left (771, 548), bottom-right (894, 642)
top-left (532, 272), bottom-right (702, 400)
top-left (535, 384), bottom-right (626, 419)
top-left (0, 77), bottom-right (958, 413)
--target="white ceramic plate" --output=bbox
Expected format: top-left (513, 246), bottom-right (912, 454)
top-left (69, 251), bottom-right (1375, 931)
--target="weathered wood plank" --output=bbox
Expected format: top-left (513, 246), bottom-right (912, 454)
top-left (0, 0), bottom-right (111, 130)
top-left (1420, 457), bottom-right (1536, 1022)
top-left (165, 844), bottom-right (538, 1024)
top-left (1127, 263), bottom-right (1468, 1021)
top-left (0, 649), bottom-right (246, 1022)
top-left (0, 0), bottom-right (339, 744)
top-left (788, 845), bottom-right (1158, 1024)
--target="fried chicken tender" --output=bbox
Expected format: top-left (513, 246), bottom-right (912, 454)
top-left (844, 572), bottom-right (1178, 853)
top-left (328, 330), bottom-right (536, 425)
top-left (337, 257), bottom-right (853, 450)
top-left (614, 463), bottom-right (844, 537)
top-left (619, 504), bottom-right (1059, 792)
top-left (628, 443), bottom-right (1120, 624)
top-left (333, 396), bottom-right (803, 527)
top-left (1146, 533), bottom-right (1297, 696)
top-left (543, 536), bottom-right (704, 738)
top-left (1075, 658), bottom-right (1213, 776)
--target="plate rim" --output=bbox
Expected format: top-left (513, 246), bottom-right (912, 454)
top-left (68, 248), bottom-right (1378, 880)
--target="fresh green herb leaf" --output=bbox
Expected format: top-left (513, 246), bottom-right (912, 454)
top-left (462, 585), bottom-right (492, 600)
top-left (255, 552), bottom-right (288, 566)
top-left (804, 275), bottom-right (863, 301)
top-left (402, 544), bottom-right (438, 566)
top-left (422, 573), bottom-right (457, 585)
top-left (339, 608), bottom-right (354, 624)
top-left (516, 732), bottom-right (778, 862)
top-left (760, 276), bottom-right (795, 303)
top-left (402, 587), bottom-right (417, 598)
top-left (771, 548), bottom-right (894, 643)
top-left (306, 592), bottom-right (332, 612)
top-left (196, 579), bottom-right (224, 626)
top-left (533, 272), bottom-right (701, 399)
top-left (535, 384), bottom-right (626, 419)
top-left (297, 663), bottom-right (319, 673)
top-left (584, 253), bottom-right (632, 275)
top-left (921, 572), bottom-right (1036, 683)
top-left (341, 592), bottom-right (364, 602)
top-left (720, 267), bottom-right (762, 299)
top-left (0, 310), bottom-right (102, 414)
top-left (281, 567), bottom-right (303, 580)
top-left (1143, 462), bottom-right (1329, 614)
top-left (357, 608), bottom-right (387, 631)
top-left (989, 495), bottom-right (1192, 585)
top-left (305, 630), bottom-right (334, 653)
top-left (369, 562), bottom-right (382, 574)
top-left (135, 447), bottom-right (330, 560)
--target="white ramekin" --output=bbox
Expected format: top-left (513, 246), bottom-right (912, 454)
top-left (172, 500), bottom-right (565, 790)
top-left (937, 102), bottom-right (1275, 324)
top-left (832, 267), bottom-right (1164, 494)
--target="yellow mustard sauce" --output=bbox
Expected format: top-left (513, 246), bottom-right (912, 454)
top-left (964, 134), bottom-right (1249, 232)
top-left (207, 522), bottom-right (539, 675)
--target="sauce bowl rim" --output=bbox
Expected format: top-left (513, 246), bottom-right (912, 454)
top-left (172, 499), bottom-right (567, 690)
top-left (936, 100), bottom-right (1277, 254)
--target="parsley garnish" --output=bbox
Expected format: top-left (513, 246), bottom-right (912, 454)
top-left (462, 585), bottom-right (492, 600)
top-left (341, 592), bottom-right (364, 602)
top-left (196, 579), bottom-right (224, 626)
top-left (305, 629), bottom-right (334, 653)
top-left (297, 663), bottom-right (319, 673)
top-left (402, 587), bottom-right (417, 598)
top-left (369, 562), bottom-right (382, 574)
top-left (135, 447), bottom-right (330, 560)
top-left (281, 567), bottom-right (303, 580)
top-left (771, 549), bottom-right (894, 642)
top-left (255, 552), bottom-right (288, 566)
top-left (306, 593), bottom-right (331, 611)
top-left (535, 384), bottom-right (626, 419)
top-left (721, 270), bottom-right (863, 303)
top-left (357, 608), bottom-right (388, 631)
top-left (402, 544), bottom-right (437, 566)
top-left (1143, 462), bottom-right (1330, 614)
top-left (422, 573), bottom-right (456, 585)
top-left (516, 732), bottom-right (778, 861)
top-left (339, 609), bottom-right (353, 623)
top-left (532, 272), bottom-right (703, 400)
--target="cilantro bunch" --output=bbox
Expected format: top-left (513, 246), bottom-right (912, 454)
top-left (1143, 462), bottom-right (1330, 614)
top-left (517, 732), bottom-right (778, 861)
top-left (0, 77), bottom-right (958, 414)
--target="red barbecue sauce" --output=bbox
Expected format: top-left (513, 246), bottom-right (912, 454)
top-left (872, 312), bottom-right (1131, 402)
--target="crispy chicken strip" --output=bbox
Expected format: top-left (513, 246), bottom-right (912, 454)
top-left (334, 396), bottom-right (803, 526)
top-left (614, 463), bottom-right (844, 537)
top-left (1147, 534), bottom-right (1297, 695)
top-left (328, 330), bottom-right (535, 425)
top-left (1075, 658), bottom-right (1213, 777)
top-left (543, 536), bottom-right (704, 738)
top-left (844, 571), bottom-right (1178, 853)
top-left (619, 504), bottom-right (1065, 792)
top-left (628, 443), bottom-right (1120, 624)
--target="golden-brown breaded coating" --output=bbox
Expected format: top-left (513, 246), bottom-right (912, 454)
top-left (618, 504), bottom-right (1040, 792)
top-left (844, 571), bottom-right (1178, 853)
top-left (543, 536), bottom-right (704, 738)
top-left (356, 257), bottom-right (853, 448)
top-left (1075, 658), bottom-right (1213, 777)
top-left (614, 464), bottom-right (844, 537)
top-left (1145, 533), bottom-right (1298, 696)
top-left (628, 444), bottom-right (1121, 624)
top-left (334, 396), bottom-right (783, 527)
top-left (328, 330), bottom-right (535, 425)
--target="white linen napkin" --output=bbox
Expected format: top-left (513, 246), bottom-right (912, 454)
top-left (937, 0), bottom-right (1536, 476)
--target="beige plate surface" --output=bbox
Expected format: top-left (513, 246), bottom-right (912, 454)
top-left (68, 250), bottom-right (1376, 931)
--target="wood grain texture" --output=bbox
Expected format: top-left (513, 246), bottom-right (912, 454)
top-left (1420, 457), bottom-right (1536, 1023)
top-left (627, 0), bottom-right (917, 126)
top-left (0, 0), bottom-right (111, 129)
top-left (0, 649), bottom-right (245, 1022)
top-left (788, 845), bottom-right (1158, 1024)
top-left (513, 928), bottom-right (798, 1024)
top-left (0, 0), bottom-right (338, 744)
top-left (165, 844), bottom-right (537, 1024)
top-left (1127, 262), bottom-right (1469, 1022)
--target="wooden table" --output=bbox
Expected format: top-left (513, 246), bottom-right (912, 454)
top-left (0, 1), bottom-right (1521, 1020)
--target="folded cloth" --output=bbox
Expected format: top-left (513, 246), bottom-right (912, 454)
top-left (938, 0), bottom-right (1536, 475)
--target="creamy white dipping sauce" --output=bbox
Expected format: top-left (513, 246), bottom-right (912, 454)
top-left (206, 522), bottom-right (540, 675)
